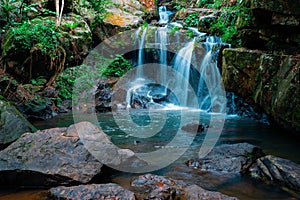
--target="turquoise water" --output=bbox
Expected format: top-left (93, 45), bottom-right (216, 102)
top-left (1, 110), bottom-right (298, 200)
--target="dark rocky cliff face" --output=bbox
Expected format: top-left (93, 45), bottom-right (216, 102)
top-left (222, 48), bottom-right (300, 134)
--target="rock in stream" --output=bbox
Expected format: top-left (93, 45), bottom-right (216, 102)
top-left (0, 122), bottom-right (104, 186)
top-left (185, 143), bottom-right (265, 174)
top-left (250, 155), bottom-right (300, 193)
top-left (131, 173), bottom-right (239, 199)
top-left (49, 183), bottom-right (136, 200)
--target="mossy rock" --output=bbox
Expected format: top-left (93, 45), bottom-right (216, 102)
top-left (0, 97), bottom-right (37, 146)
top-left (222, 48), bottom-right (300, 134)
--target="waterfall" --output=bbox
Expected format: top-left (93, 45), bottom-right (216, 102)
top-left (173, 39), bottom-right (195, 107)
top-left (158, 6), bottom-right (172, 24)
top-left (126, 6), bottom-right (225, 112)
top-left (136, 26), bottom-right (148, 78)
top-left (197, 36), bottom-right (224, 112)
top-left (155, 25), bottom-right (169, 91)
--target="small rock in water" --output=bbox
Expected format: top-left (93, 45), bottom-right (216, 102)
top-left (181, 121), bottom-right (207, 134)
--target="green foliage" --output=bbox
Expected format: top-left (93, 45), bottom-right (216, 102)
top-left (90, 0), bottom-right (111, 23)
top-left (102, 54), bottom-right (132, 77)
top-left (65, 21), bottom-right (79, 30)
top-left (194, 0), bottom-right (254, 47)
top-left (197, 0), bottom-right (224, 8)
top-left (185, 30), bottom-right (195, 38)
top-left (54, 54), bottom-right (131, 104)
top-left (0, 1), bottom-right (54, 29)
top-left (75, 0), bottom-right (112, 30)
top-left (30, 76), bottom-right (47, 85)
top-left (184, 12), bottom-right (199, 27)
top-left (207, 3), bottom-right (253, 47)
top-left (141, 22), bottom-right (148, 29)
top-left (209, 12), bottom-right (239, 45)
top-left (169, 26), bottom-right (180, 35)
top-left (0, 0), bottom-right (19, 25)
top-left (55, 67), bottom-right (79, 104)
top-left (3, 19), bottom-right (61, 57)
top-left (174, 4), bottom-right (182, 11)
top-left (174, 0), bottom-right (191, 10)
top-left (197, 0), bottom-right (215, 8)
top-left (22, 3), bottom-right (39, 16)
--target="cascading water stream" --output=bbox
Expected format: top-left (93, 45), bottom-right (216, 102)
top-left (173, 39), bottom-right (196, 107)
top-left (136, 26), bottom-right (148, 78)
top-left (158, 6), bottom-right (172, 24)
top-left (197, 36), bottom-right (226, 112)
top-left (128, 6), bottom-right (225, 112)
top-left (155, 26), bottom-right (169, 93)
top-left (197, 36), bottom-right (225, 112)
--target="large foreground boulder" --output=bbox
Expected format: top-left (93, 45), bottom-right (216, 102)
top-left (250, 155), bottom-right (300, 193)
top-left (0, 98), bottom-right (36, 147)
top-left (0, 122), bottom-right (103, 186)
top-left (131, 174), bottom-right (239, 199)
top-left (185, 143), bottom-right (264, 174)
top-left (49, 183), bottom-right (136, 200)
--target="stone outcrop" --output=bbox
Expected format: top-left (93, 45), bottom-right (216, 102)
top-left (238, 0), bottom-right (300, 53)
top-left (95, 78), bottom-right (117, 113)
top-left (222, 48), bottom-right (300, 134)
top-left (185, 143), bottom-right (264, 174)
top-left (76, 0), bottom-right (149, 43)
top-left (131, 174), bottom-right (239, 199)
top-left (19, 98), bottom-right (54, 120)
top-left (49, 183), bottom-right (136, 200)
top-left (0, 122), bottom-right (103, 186)
top-left (105, 0), bottom-right (145, 27)
top-left (250, 155), bottom-right (300, 193)
top-left (0, 98), bottom-right (36, 147)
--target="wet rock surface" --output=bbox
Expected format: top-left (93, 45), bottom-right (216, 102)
top-left (222, 48), bottom-right (300, 135)
top-left (19, 98), bottom-right (54, 120)
top-left (0, 98), bottom-right (36, 147)
top-left (185, 143), bottom-right (265, 174)
top-left (183, 184), bottom-right (239, 200)
top-left (72, 122), bottom-right (148, 173)
top-left (250, 155), bottom-right (300, 193)
top-left (0, 122), bottom-right (103, 186)
top-left (129, 84), bottom-right (178, 109)
top-left (95, 78), bottom-right (119, 113)
top-left (49, 183), bottom-right (136, 200)
top-left (131, 174), bottom-right (239, 199)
